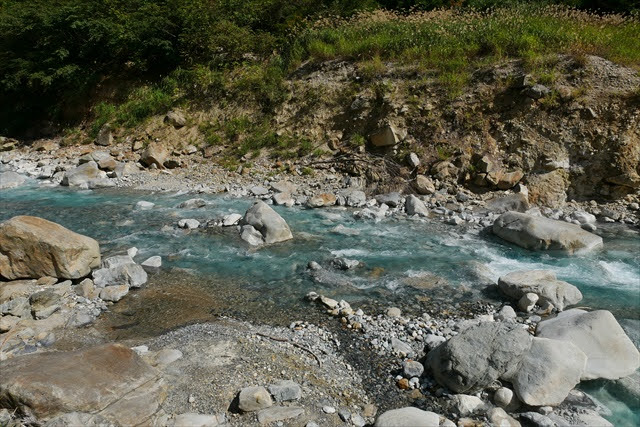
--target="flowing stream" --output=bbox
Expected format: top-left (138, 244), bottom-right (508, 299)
top-left (1, 182), bottom-right (638, 424)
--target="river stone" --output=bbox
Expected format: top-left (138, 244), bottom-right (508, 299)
top-left (344, 190), bottom-right (367, 207)
top-left (498, 270), bottom-right (582, 311)
top-left (508, 337), bottom-right (586, 406)
top-left (487, 408), bottom-right (520, 427)
top-left (238, 386), bottom-right (273, 412)
top-left (374, 407), bottom-right (440, 427)
top-left (0, 171), bottom-right (26, 189)
top-left (375, 192), bottom-right (402, 207)
top-left (519, 412), bottom-right (555, 427)
top-left (0, 343), bottom-right (165, 424)
top-left (29, 289), bottom-right (62, 319)
top-left (242, 201), bottom-right (292, 244)
top-left (95, 124), bottom-right (113, 146)
top-left (391, 337), bottom-right (415, 358)
top-left (92, 263), bottom-right (147, 288)
top-left (403, 360), bottom-right (424, 378)
top-left (173, 412), bottom-right (226, 427)
top-left (536, 309), bottom-right (640, 380)
top-left (141, 256), bottom-right (162, 269)
top-left (494, 387), bottom-right (519, 411)
top-left (177, 198), bottom-right (206, 209)
top-left (414, 175), bottom-right (435, 195)
top-left (135, 201), bottom-right (155, 210)
top-left (493, 211), bottom-right (603, 253)
top-left (486, 194), bottom-right (529, 213)
top-left (178, 219), bottom-right (200, 229)
top-left (268, 380), bottom-right (302, 402)
top-left (0, 296), bottom-right (30, 318)
top-left (451, 394), bottom-right (486, 416)
top-left (102, 255), bottom-right (135, 269)
top-left (257, 406), bottom-right (304, 424)
top-left (99, 284), bottom-right (129, 302)
top-left (223, 213), bottom-right (242, 226)
top-left (140, 142), bottom-right (169, 168)
top-left (0, 216), bottom-right (100, 280)
top-left (426, 322), bottom-right (533, 393)
top-left (273, 192), bottom-right (294, 206)
top-left (61, 161), bottom-right (106, 188)
top-left (405, 195), bottom-right (429, 217)
top-left (307, 193), bottom-right (337, 208)
top-left (240, 225), bottom-right (264, 246)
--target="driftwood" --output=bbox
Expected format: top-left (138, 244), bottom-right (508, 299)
top-left (255, 332), bottom-right (322, 367)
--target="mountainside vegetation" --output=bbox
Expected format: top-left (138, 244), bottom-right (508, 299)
top-left (0, 0), bottom-right (638, 137)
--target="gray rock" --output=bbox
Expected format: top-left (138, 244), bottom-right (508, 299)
top-left (405, 195), bottom-right (429, 217)
top-left (451, 394), bottom-right (485, 416)
top-left (29, 289), bottom-right (62, 319)
top-left (414, 175), bottom-right (435, 195)
top-left (141, 256), bottom-right (162, 269)
top-left (0, 296), bottom-right (31, 318)
top-left (177, 198), bottom-right (206, 209)
top-left (61, 161), bottom-right (106, 187)
top-left (272, 192), bottom-right (294, 206)
top-left (222, 214), bottom-right (242, 226)
top-left (238, 386), bottom-right (273, 412)
top-left (487, 408), bottom-right (521, 427)
top-left (240, 225), bottom-right (264, 246)
top-left (498, 270), bottom-right (582, 311)
top-left (496, 305), bottom-right (517, 322)
top-left (95, 125), bottom-right (113, 146)
top-left (73, 278), bottom-right (99, 300)
top-left (173, 412), bottom-right (225, 427)
top-left (493, 211), bottom-right (603, 253)
top-left (332, 257), bottom-right (359, 270)
top-left (374, 407), bottom-right (440, 427)
top-left (375, 192), bottom-right (402, 208)
top-left (140, 143), bottom-right (168, 168)
top-left (242, 201), bottom-right (293, 244)
top-left (99, 284), bottom-right (129, 302)
top-left (494, 387), bottom-right (519, 411)
top-left (251, 186), bottom-right (269, 196)
top-left (426, 322), bottom-right (532, 393)
top-left (92, 263), bottom-right (147, 288)
top-left (344, 190), bottom-right (367, 207)
top-left (268, 380), bottom-right (302, 402)
top-left (178, 219), bottom-right (200, 229)
top-left (536, 309), bottom-right (640, 380)
top-left (386, 307), bottom-right (402, 317)
top-left (519, 293), bottom-right (539, 312)
top-left (0, 171), bottom-right (26, 189)
top-left (424, 334), bottom-right (446, 350)
top-left (519, 412), bottom-right (555, 427)
top-left (407, 152), bottom-right (420, 168)
top-left (135, 201), bottom-right (155, 210)
top-left (257, 406), bottom-right (303, 424)
top-left (508, 337), bottom-right (586, 406)
top-left (391, 338), bottom-right (415, 358)
top-left (402, 360), bottom-right (424, 378)
top-left (271, 181), bottom-right (297, 194)
top-left (103, 255), bottom-right (135, 269)
top-left (164, 111), bottom-right (186, 128)
top-left (524, 84), bottom-right (551, 99)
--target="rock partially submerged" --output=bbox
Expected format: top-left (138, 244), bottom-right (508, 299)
top-left (0, 216), bottom-right (100, 280)
top-left (498, 270), bottom-right (582, 311)
top-left (241, 201), bottom-right (292, 245)
top-left (0, 344), bottom-right (165, 425)
top-left (536, 309), bottom-right (640, 380)
top-left (493, 211), bottom-right (603, 253)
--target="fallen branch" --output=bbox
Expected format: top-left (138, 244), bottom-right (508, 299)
top-left (255, 332), bottom-right (322, 367)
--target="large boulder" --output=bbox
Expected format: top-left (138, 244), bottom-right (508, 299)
top-left (241, 201), bottom-right (293, 244)
top-left (426, 322), bottom-right (532, 393)
top-left (140, 142), bottom-right (169, 168)
top-left (0, 344), bottom-right (165, 424)
top-left (61, 161), bottom-right (106, 187)
top-left (0, 171), bottom-right (26, 189)
top-left (508, 337), bottom-right (586, 406)
top-left (536, 309), bottom-right (640, 380)
top-left (374, 407), bottom-right (440, 427)
top-left (498, 270), bottom-right (582, 311)
top-left (493, 211), bottom-right (603, 253)
top-left (0, 216), bottom-right (100, 280)
top-left (405, 195), bottom-right (429, 217)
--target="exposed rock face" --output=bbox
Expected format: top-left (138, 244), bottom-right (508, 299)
top-left (426, 322), bottom-right (532, 393)
top-left (140, 142), bottom-right (169, 168)
top-left (0, 216), bottom-right (100, 280)
top-left (61, 161), bottom-right (105, 187)
top-left (0, 344), bottom-right (165, 424)
top-left (493, 211), bottom-right (603, 253)
top-left (508, 337), bottom-right (587, 406)
top-left (0, 171), bottom-right (26, 189)
top-left (498, 270), bottom-right (582, 311)
top-left (536, 309), bottom-right (640, 380)
top-left (241, 201), bottom-right (293, 244)
top-left (374, 407), bottom-right (440, 427)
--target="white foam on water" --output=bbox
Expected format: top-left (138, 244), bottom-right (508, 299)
top-left (330, 248), bottom-right (370, 257)
top-left (599, 261), bottom-right (640, 288)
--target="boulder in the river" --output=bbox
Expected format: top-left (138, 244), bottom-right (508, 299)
top-left (140, 142), bottom-right (169, 168)
top-left (177, 198), bottom-right (206, 209)
top-left (0, 171), bottom-right (26, 189)
top-left (0, 343), bottom-right (165, 425)
top-left (498, 270), bottom-right (582, 311)
top-left (536, 309), bottom-right (640, 380)
top-left (426, 322), bottom-right (533, 393)
top-left (508, 337), bottom-right (587, 406)
top-left (92, 263), bottom-right (147, 289)
top-left (241, 201), bottom-right (293, 245)
top-left (493, 211), bottom-right (603, 253)
top-left (307, 193), bottom-right (337, 208)
top-left (405, 195), bottom-right (429, 217)
top-left (61, 161), bottom-right (106, 188)
top-left (0, 216), bottom-right (100, 280)
top-left (374, 407), bottom-right (440, 427)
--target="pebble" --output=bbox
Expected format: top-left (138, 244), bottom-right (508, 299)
top-left (322, 406), bottom-right (336, 414)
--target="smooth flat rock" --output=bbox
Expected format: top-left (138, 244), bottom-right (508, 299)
top-left (0, 344), bottom-right (164, 424)
top-left (0, 216), bottom-right (100, 280)
top-left (536, 309), bottom-right (640, 380)
top-left (242, 201), bottom-right (292, 244)
top-left (498, 270), bottom-right (582, 311)
top-left (257, 406), bottom-right (303, 424)
top-left (493, 211), bottom-right (603, 253)
top-left (509, 337), bottom-right (586, 406)
top-left (426, 322), bottom-right (532, 393)
top-left (374, 407), bottom-right (440, 427)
